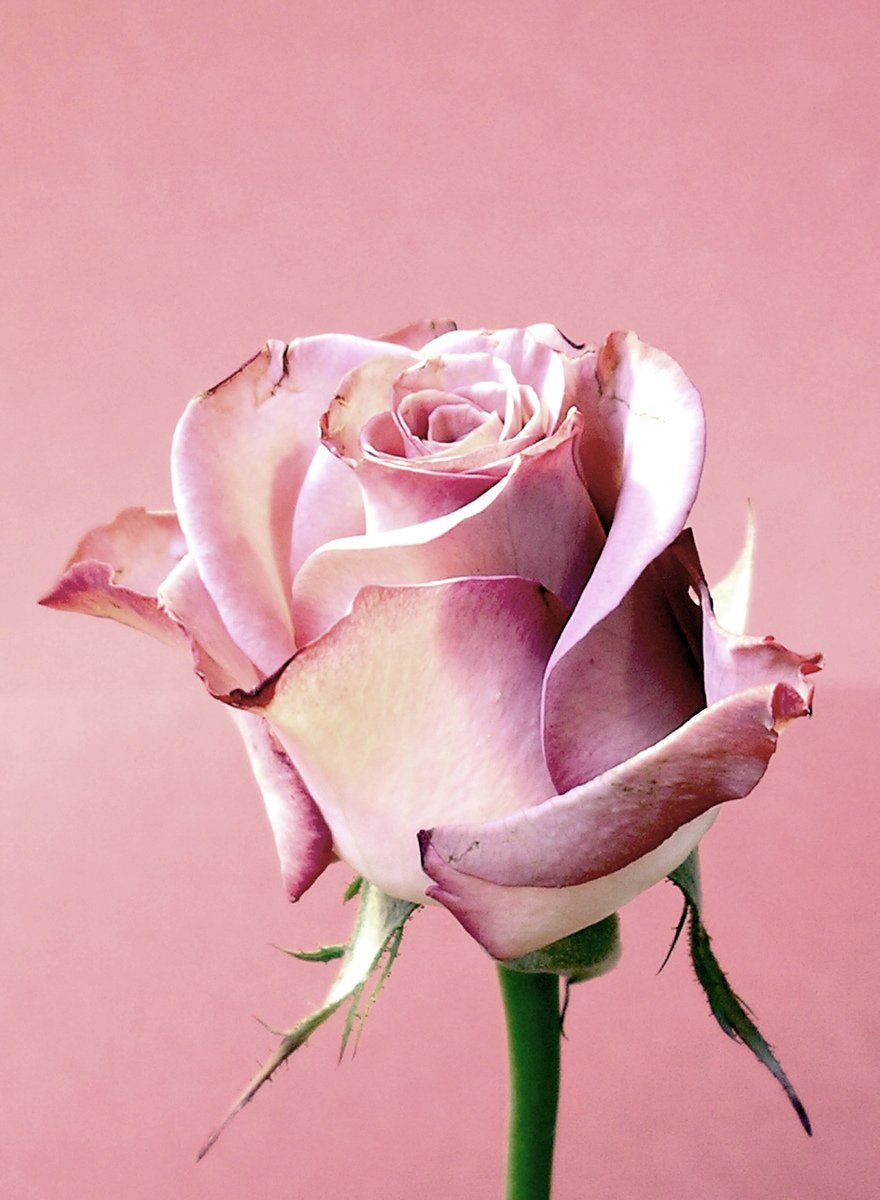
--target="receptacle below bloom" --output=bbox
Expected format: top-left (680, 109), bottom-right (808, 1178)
top-left (42, 320), bottom-right (820, 959)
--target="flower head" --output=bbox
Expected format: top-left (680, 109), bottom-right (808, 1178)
top-left (42, 320), bottom-right (820, 958)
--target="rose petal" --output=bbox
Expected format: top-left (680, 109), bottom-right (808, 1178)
top-left (58, 507), bottom-right (187, 595)
top-left (231, 711), bottom-right (335, 901)
top-left (173, 336), bottom-right (401, 674)
top-left (354, 455), bottom-right (499, 532)
top-left (379, 318), bottom-right (458, 350)
top-left (418, 327), bottom-right (567, 428)
top-left (364, 353), bottom-right (554, 473)
top-left (320, 352), bottom-right (419, 464)
top-left (527, 324), bottom-right (587, 356)
top-left (158, 555), bottom-right (263, 696)
top-left (39, 508), bottom-right (187, 647)
top-left (289, 445), bottom-right (366, 582)
top-left (667, 529), bottom-right (822, 708)
top-left (430, 682), bottom-right (805, 889)
top-left (396, 391), bottom-right (504, 455)
top-left (421, 812), bottom-right (717, 960)
top-left (395, 353), bottom-right (516, 401)
top-left (543, 544), bottom-right (705, 792)
top-left (422, 677), bottom-right (813, 957)
top-left (237, 577), bottom-right (568, 904)
top-left (356, 419), bottom-right (560, 526)
top-left (425, 401), bottom-right (494, 443)
top-left (544, 332), bottom-right (706, 706)
top-left (702, 609), bottom-right (822, 711)
top-left (363, 405), bottom-right (527, 471)
top-left (325, 328), bottom-right (571, 533)
top-left (290, 411), bottom-right (602, 645)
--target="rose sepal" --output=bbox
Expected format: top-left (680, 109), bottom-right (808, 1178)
top-left (198, 882), bottom-right (417, 1159)
top-left (667, 849), bottom-right (812, 1135)
top-left (501, 913), bottom-right (621, 983)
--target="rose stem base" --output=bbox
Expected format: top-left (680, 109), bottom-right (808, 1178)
top-left (496, 965), bottom-right (561, 1200)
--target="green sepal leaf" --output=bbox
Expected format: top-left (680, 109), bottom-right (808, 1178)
top-left (668, 849), bottom-right (812, 1135)
top-left (198, 883), bottom-right (417, 1159)
top-left (502, 913), bottom-right (621, 982)
top-left (276, 943), bottom-right (346, 963)
top-left (343, 874), bottom-right (364, 902)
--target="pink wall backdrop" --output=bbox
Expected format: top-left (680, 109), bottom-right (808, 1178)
top-left (4, 2), bottom-right (877, 1197)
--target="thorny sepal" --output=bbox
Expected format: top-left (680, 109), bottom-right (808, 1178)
top-left (198, 883), bottom-right (418, 1159)
top-left (668, 849), bottom-right (811, 1135)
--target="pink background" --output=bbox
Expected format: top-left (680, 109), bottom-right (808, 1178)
top-left (4, 2), bottom-right (877, 1197)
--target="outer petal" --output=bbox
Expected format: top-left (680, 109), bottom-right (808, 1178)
top-left (231, 711), bottom-right (335, 901)
top-left (235, 577), bottom-right (567, 904)
top-left (158, 555), bottom-right (263, 696)
top-left (290, 411), bottom-right (602, 645)
top-left (668, 528), bottom-right (822, 709)
top-left (544, 333), bottom-right (706, 698)
top-left (172, 336), bottom-right (404, 674)
top-left (39, 508), bottom-right (187, 647)
top-left (543, 543), bottom-right (705, 793)
top-left (421, 813), bottom-right (716, 961)
top-left (422, 679), bottom-right (812, 957)
top-left (702, 608), bottom-right (821, 711)
top-left (428, 683), bottom-right (805, 890)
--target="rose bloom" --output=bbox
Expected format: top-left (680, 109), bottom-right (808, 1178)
top-left (43, 321), bottom-right (820, 959)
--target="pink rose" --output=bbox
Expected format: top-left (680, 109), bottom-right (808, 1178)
top-left (43, 320), bottom-right (820, 959)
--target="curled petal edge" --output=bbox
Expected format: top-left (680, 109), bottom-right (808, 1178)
top-left (420, 677), bottom-right (815, 959)
top-left (39, 508), bottom-right (187, 647)
top-left (420, 809), bottom-right (718, 961)
top-left (424, 681), bottom-right (812, 891)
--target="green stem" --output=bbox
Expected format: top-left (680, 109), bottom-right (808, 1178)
top-left (496, 966), bottom-right (561, 1200)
